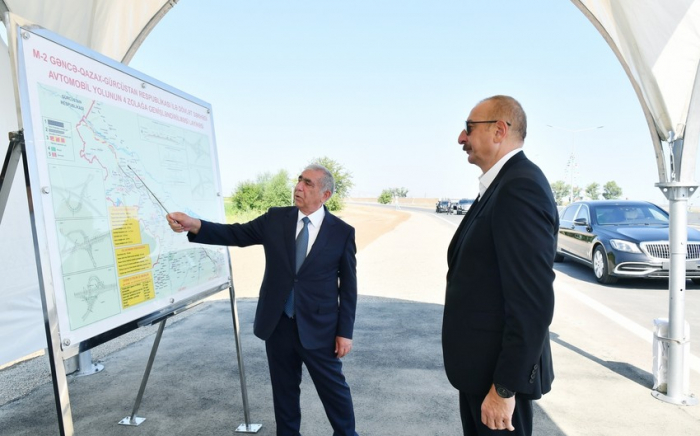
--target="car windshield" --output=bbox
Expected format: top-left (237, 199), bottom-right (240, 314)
top-left (459, 200), bottom-right (473, 205)
top-left (594, 204), bottom-right (669, 226)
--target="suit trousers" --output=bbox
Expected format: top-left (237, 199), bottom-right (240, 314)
top-left (265, 315), bottom-right (358, 436)
top-left (459, 391), bottom-right (533, 436)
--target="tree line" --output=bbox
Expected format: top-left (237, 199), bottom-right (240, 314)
top-left (227, 162), bottom-right (624, 213)
top-left (378, 187), bottom-right (409, 204)
top-left (227, 157), bottom-right (353, 219)
top-left (550, 180), bottom-right (623, 205)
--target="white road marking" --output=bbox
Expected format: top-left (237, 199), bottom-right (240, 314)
top-left (433, 214), bottom-right (459, 226)
top-left (557, 278), bottom-right (700, 375)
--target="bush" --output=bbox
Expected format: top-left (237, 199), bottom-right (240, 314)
top-left (308, 156), bottom-right (354, 212)
top-left (378, 190), bottom-right (393, 204)
top-left (229, 170), bottom-right (292, 216)
top-left (231, 180), bottom-right (264, 212)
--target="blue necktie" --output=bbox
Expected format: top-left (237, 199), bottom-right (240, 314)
top-left (284, 217), bottom-right (310, 318)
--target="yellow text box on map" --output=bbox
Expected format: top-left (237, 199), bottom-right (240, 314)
top-left (120, 272), bottom-right (155, 308)
top-left (110, 206), bottom-right (142, 247)
top-left (115, 245), bottom-right (152, 276)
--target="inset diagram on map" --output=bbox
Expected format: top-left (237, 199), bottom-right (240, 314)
top-left (56, 217), bottom-right (114, 275)
top-left (48, 165), bottom-right (108, 219)
top-left (63, 267), bottom-right (120, 329)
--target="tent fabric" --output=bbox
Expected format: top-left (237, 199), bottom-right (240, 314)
top-left (1, 0), bottom-right (177, 63)
top-left (0, 35), bottom-right (46, 365)
top-left (572, 0), bottom-right (700, 183)
top-left (0, 0), bottom-right (178, 366)
top-left (575, 0), bottom-right (700, 141)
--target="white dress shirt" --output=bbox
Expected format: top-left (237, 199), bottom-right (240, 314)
top-left (297, 206), bottom-right (325, 256)
top-left (478, 149), bottom-right (522, 197)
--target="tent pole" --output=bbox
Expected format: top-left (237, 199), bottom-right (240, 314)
top-left (654, 181), bottom-right (698, 406)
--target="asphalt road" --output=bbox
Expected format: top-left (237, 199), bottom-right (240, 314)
top-left (367, 201), bottom-right (700, 357)
top-left (424, 205), bottom-right (700, 358)
top-left (4, 202), bottom-right (700, 435)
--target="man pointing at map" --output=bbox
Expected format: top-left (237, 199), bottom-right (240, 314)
top-left (167, 163), bottom-right (359, 436)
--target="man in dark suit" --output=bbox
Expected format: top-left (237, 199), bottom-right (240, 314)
top-left (442, 95), bottom-right (558, 436)
top-left (167, 164), bottom-right (358, 436)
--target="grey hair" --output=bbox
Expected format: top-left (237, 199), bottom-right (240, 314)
top-left (304, 163), bottom-right (335, 196)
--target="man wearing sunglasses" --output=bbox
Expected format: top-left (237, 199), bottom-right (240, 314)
top-left (442, 95), bottom-right (558, 435)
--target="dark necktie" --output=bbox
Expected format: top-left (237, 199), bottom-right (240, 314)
top-left (284, 217), bottom-right (310, 318)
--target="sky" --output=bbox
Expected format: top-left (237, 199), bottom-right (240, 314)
top-left (28, 1), bottom-right (692, 205)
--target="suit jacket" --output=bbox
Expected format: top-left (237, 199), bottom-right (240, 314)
top-left (442, 151), bottom-right (558, 399)
top-left (189, 206), bottom-right (357, 350)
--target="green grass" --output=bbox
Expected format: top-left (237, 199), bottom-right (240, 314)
top-left (224, 198), bottom-right (264, 223)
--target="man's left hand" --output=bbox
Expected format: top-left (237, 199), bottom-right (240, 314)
top-left (481, 384), bottom-right (516, 431)
top-left (335, 336), bottom-right (353, 358)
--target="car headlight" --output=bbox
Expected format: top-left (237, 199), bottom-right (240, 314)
top-left (610, 239), bottom-right (642, 253)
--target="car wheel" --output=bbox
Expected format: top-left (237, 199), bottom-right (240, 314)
top-left (593, 246), bottom-right (617, 284)
top-left (554, 252), bottom-right (564, 263)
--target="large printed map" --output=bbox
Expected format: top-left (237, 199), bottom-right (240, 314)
top-left (38, 83), bottom-right (227, 331)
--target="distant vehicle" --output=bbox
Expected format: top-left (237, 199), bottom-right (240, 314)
top-left (436, 200), bottom-right (452, 214)
top-left (455, 198), bottom-right (475, 215)
top-left (555, 200), bottom-right (700, 284)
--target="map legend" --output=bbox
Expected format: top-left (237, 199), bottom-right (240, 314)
top-left (43, 117), bottom-right (74, 161)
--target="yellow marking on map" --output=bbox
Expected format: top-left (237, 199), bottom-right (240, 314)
top-left (119, 272), bottom-right (155, 308)
top-left (109, 206), bottom-right (142, 247)
top-left (115, 244), bottom-right (152, 276)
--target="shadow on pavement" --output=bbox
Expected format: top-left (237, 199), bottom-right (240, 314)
top-left (550, 332), bottom-right (652, 389)
top-left (0, 296), bottom-right (566, 436)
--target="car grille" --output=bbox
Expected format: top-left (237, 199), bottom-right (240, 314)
top-left (641, 242), bottom-right (700, 260)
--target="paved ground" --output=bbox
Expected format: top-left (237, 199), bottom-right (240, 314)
top-left (2, 205), bottom-right (700, 435)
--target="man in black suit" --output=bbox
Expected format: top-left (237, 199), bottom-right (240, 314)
top-left (167, 164), bottom-right (358, 436)
top-left (442, 95), bottom-right (558, 436)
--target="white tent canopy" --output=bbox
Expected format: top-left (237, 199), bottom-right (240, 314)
top-left (0, 0), bottom-right (177, 64)
top-left (0, 0), bottom-right (177, 365)
top-left (573, 0), bottom-right (700, 183)
top-left (2, 0), bottom-right (700, 410)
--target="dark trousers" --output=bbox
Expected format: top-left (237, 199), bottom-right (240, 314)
top-left (265, 315), bottom-right (357, 436)
top-left (459, 391), bottom-right (533, 436)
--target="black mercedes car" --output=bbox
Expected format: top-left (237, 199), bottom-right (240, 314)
top-left (555, 200), bottom-right (700, 284)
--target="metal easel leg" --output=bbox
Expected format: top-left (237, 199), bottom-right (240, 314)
top-left (118, 319), bottom-right (167, 426)
top-left (15, 129), bottom-right (74, 434)
top-left (0, 131), bottom-right (23, 223)
top-left (229, 285), bottom-right (262, 433)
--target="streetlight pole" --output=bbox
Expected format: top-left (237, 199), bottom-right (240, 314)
top-left (547, 124), bottom-right (604, 203)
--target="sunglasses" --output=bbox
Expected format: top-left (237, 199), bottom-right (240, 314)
top-left (465, 120), bottom-right (511, 135)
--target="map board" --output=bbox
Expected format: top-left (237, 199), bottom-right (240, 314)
top-left (15, 26), bottom-right (230, 351)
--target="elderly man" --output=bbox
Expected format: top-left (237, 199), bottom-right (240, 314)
top-left (442, 95), bottom-right (558, 435)
top-left (168, 164), bottom-right (359, 436)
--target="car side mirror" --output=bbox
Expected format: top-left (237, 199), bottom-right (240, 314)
top-left (573, 217), bottom-right (588, 226)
